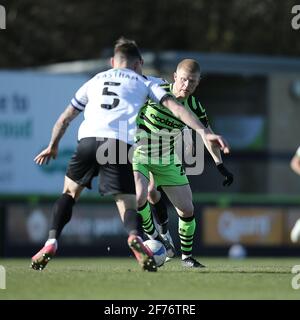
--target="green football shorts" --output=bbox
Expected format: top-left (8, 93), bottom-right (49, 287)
top-left (132, 161), bottom-right (189, 187)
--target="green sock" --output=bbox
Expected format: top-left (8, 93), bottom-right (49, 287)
top-left (178, 216), bottom-right (196, 257)
top-left (138, 202), bottom-right (156, 237)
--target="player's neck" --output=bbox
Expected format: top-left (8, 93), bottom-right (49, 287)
top-left (113, 61), bottom-right (141, 75)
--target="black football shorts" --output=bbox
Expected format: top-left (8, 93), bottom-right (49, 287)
top-left (66, 137), bottom-right (135, 195)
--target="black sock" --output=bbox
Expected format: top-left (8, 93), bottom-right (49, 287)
top-left (152, 198), bottom-right (168, 234)
top-left (123, 209), bottom-right (144, 238)
top-left (49, 193), bottom-right (75, 240)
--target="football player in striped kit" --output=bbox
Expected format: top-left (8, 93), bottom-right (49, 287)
top-left (133, 59), bottom-right (233, 267)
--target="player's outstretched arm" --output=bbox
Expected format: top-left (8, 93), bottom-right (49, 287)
top-left (34, 105), bottom-right (80, 165)
top-left (201, 126), bottom-right (234, 186)
top-left (161, 96), bottom-right (230, 154)
top-left (202, 126), bottom-right (223, 164)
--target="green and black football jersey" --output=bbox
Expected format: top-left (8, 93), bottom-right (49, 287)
top-left (134, 83), bottom-right (209, 162)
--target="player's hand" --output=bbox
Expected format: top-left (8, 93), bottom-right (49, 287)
top-left (34, 146), bottom-right (58, 165)
top-left (217, 164), bottom-right (233, 186)
top-left (204, 133), bottom-right (230, 154)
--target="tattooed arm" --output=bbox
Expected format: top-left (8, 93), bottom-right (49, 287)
top-left (34, 105), bottom-right (81, 165)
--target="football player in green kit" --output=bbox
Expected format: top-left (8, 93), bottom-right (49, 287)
top-left (133, 59), bottom-right (233, 267)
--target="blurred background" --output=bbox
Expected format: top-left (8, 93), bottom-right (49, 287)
top-left (0, 0), bottom-right (300, 258)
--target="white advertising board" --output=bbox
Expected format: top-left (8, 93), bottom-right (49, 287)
top-left (0, 71), bottom-right (89, 194)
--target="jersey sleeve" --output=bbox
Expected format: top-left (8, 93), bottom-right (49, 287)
top-left (147, 82), bottom-right (170, 105)
top-left (189, 96), bottom-right (210, 128)
top-left (198, 104), bottom-right (209, 128)
top-left (145, 75), bottom-right (168, 85)
top-left (71, 78), bottom-right (92, 111)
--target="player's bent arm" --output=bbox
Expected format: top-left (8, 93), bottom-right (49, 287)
top-left (34, 105), bottom-right (81, 165)
top-left (161, 96), bottom-right (230, 153)
top-left (290, 155), bottom-right (300, 176)
top-left (49, 104), bottom-right (81, 149)
top-left (162, 96), bottom-right (206, 132)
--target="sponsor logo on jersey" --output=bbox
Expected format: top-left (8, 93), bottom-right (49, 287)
top-left (150, 113), bottom-right (181, 129)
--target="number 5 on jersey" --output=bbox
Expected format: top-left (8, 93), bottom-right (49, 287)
top-left (101, 82), bottom-right (121, 109)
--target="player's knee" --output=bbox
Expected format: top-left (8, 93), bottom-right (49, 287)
top-left (147, 188), bottom-right (160, 204)
top-left (63, 178), bottom-right (83, 201)
top-left (181, 203), bottom-right (194, 217)
top-left (63, 188), bottom-right (79, 201)
top-left (62, 186), bottom-right (73, 196)
top-left (136, 190), bottom-right (148, 208)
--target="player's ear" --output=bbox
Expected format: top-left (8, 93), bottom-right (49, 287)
top-left (173, 72), bottom-right (177, 81)
top-left (110, 57), bottom-right (114, 67)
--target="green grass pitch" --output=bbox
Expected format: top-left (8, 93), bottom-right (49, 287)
top-left (0, 257), bottom-right (299, 300)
